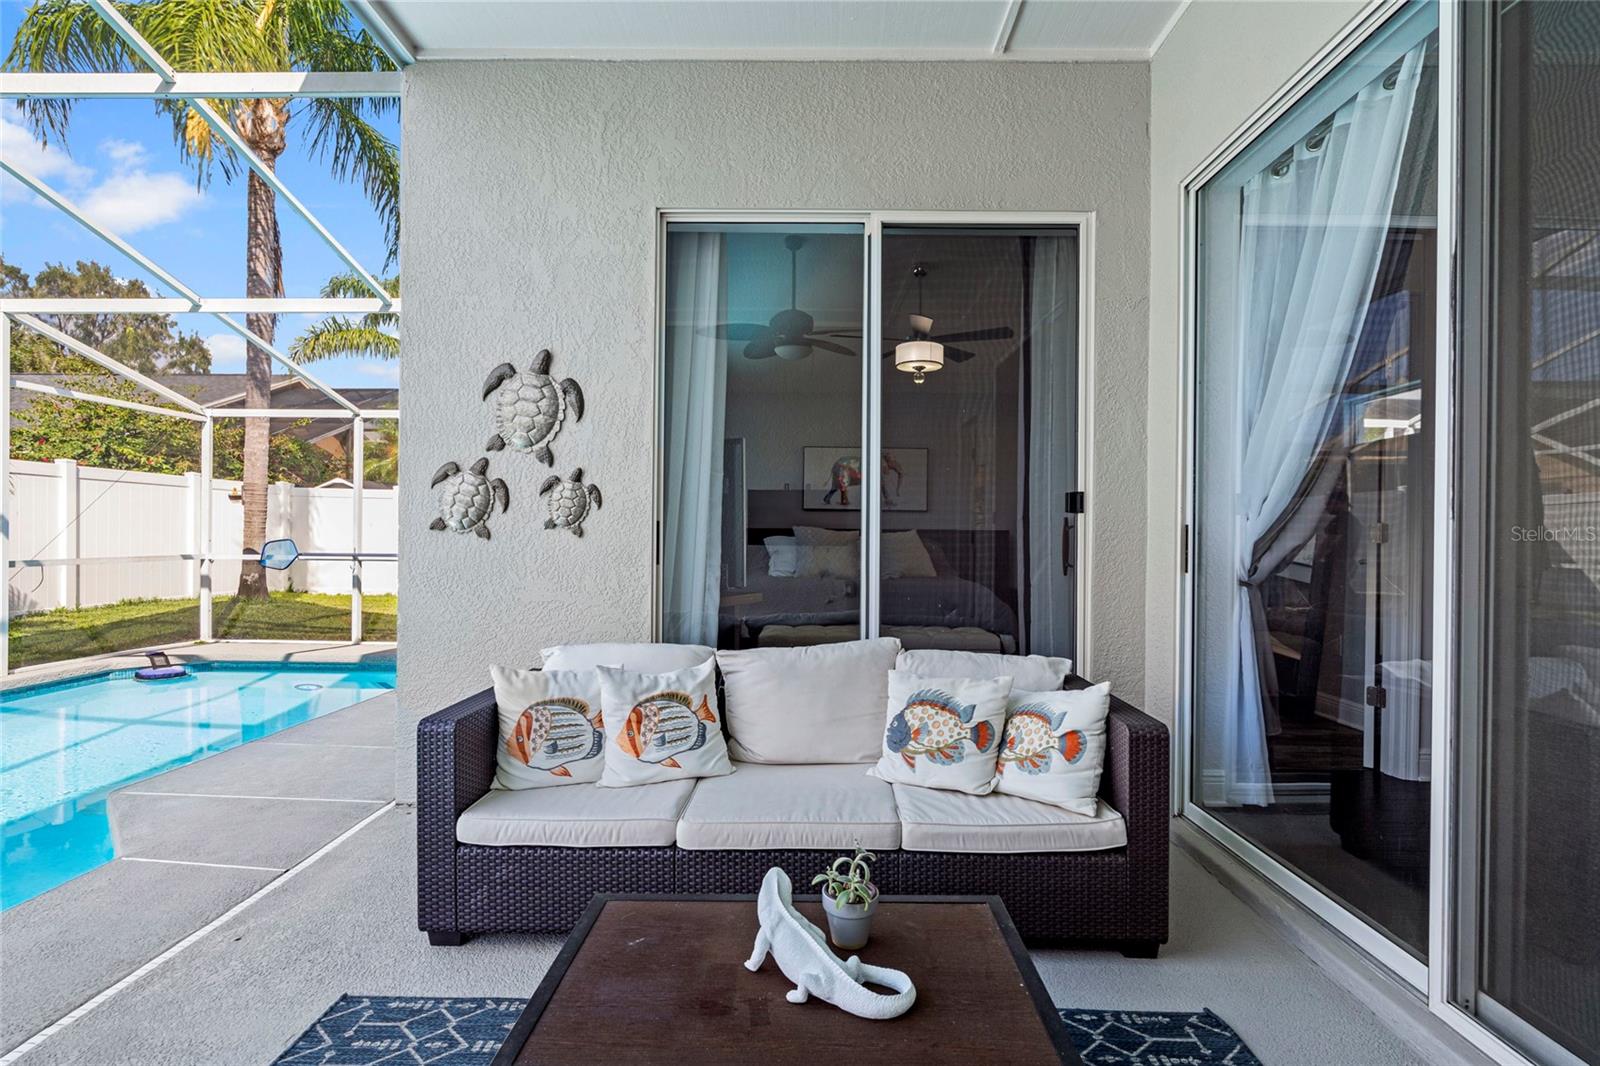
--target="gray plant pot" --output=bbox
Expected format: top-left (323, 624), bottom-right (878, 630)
top-left (821, 884), bottom-right (879, 950)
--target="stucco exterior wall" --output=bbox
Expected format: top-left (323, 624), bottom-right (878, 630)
top-left (1142, 0), bottom-right (1369, 735)
top-left (397, 59), bottom-right (1150, 799)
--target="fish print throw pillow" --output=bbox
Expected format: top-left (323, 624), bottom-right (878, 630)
top-left (490, 666), bottom-right (607, 789)
top-left (595, 659), bottom-right (734, 787)
top-left (993, 683), bottom-right (1112, 815)
top-left (868, 671), bottom-right (1012, 795)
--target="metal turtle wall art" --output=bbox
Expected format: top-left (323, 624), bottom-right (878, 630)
top-left (540, 468), bottom-right (602, 536)
top-left (429, 457), bottom-right (510, 540)
top-left (483, 348), bottom-right (585, 466)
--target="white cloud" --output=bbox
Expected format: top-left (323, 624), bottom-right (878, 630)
top-left (0, 115), bottom-right (93, 202)
top-left (353, 362), bottom-right (400, 385)
top-left (99, 138), bottom-right (148, 168)
top-left (205, 332), bottom-right (247, 374)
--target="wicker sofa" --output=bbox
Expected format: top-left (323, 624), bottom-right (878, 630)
top-left (418, 666), bottom-right (1170, 956)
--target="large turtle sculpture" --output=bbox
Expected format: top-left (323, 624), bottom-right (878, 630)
top-left (482, 348), bottom-right (585, 466)
top-left (429, 457), bottom-right (509, 540)
top-left (540, 468), bottom-right (602, 537)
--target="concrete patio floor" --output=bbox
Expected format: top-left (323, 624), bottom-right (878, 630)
top-left (2, 678), bottom-right (1481, 1066)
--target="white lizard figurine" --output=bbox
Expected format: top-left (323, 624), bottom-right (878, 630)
top-left (744, 867), bottom-right (917, 1021)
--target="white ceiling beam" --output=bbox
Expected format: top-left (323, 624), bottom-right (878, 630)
top-left (12, 378), bottom-right (207, 421)
top-left (0, 159), bottom-right (202, 306)
top-left (993, 0), bottom-right (1025, 55)
top-left (0, 298), bottom-right (401, 314)
top-left (208, 313), bottom-right (362, 413)
top-left (83, 0), bottom-right (176, 83)
top-left (186, 97), bottom-right (393, 307)
top-left (206, 407), bottom-right (398, 419)
top-left (8, 314), bottom-right (207, 414)
top-left (345, 0), bottom-right (416, 67)
top-left (0, 71), bottom-right (402, 98)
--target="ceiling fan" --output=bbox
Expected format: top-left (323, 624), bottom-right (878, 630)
top-left (704, 235), bottom-right (858, 361)
top-left (818, 263), bottom-right (1016, 363)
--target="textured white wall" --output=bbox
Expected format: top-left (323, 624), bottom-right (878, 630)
top-left (398, 59), bottom-right (1150, 798)
top-left (1141, 1), bottom-right (1369, 734)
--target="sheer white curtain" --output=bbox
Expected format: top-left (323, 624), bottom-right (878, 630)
top-left (661, 232), bottom-right (726, 645)
top-left (1217, 46), bottom-right (1426, 806)
top-left (1025, 234), bottom-right (1079, 660)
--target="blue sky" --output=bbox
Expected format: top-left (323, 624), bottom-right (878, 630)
top-left (0, 0), bottom-right (400, 389)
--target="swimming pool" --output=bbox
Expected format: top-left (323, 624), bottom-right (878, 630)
top-left (0, 661), bottom-right (395, 909)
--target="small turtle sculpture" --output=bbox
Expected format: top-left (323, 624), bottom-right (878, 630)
top-left (483, 348), bottom-right (585, 466)
top-left (428, 457), bottom-right (509, 540)
top-left (539, 468), bottom-right (602, 537)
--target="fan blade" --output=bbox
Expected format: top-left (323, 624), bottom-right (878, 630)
top-left (944, 346), bottom-right (981, 363)
top-left (932, 326), bottom-right (1015, 343)
top-left (806, 338), bottom-right (858, 356)
top-left (702, 323), bottom-right (770, 340)
top-left (743, 339), bottom-right (779, 360)
top-left (811, 328), bottom-right (864, 338)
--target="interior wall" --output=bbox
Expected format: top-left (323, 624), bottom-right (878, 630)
top-left (1143, 0), bottom-right (1370, 735)
top-left (399, 59), bottom-right (1150, 799)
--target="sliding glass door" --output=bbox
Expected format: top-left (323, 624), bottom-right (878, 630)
top-left (1457, 3), bottom-right (1600, 1061)
top-left (659, 218), bottom-right (1080, 660)
top-left (1189, 2), bottom-right (1440, 959)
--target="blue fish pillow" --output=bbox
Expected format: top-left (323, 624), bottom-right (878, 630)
top-left (595, 659), bottom-right (735, 787)
top-left (993, 683), bottom-right (1113, 815)
top-left (490, 666), bottom-right (607, 789)
top-left (868, 671), bottom-right (1013, 795)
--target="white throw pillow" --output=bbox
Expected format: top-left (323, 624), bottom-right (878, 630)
top-left (764, 536), bottom-right (799, 578)
top-left (868, 671), bottom-right (1011, 795)
top-left (596, 659), bottom-right (734, 787)
top-left (793, 525), bottom-right (859, 547)
top-left (717, 637), bottom-right (901, 764)
top-left (897, 649), bottom-right (1073, 692)
top-left (993, 683), bottom-right (1112, 815)
top-left (795, 544), bottom-right (858, 579)
top-left (490, 667), bottom-right (606, 789)
top-left (541, 642), bottom-right (714, 673)
top-left (880, 530), bottom-right (937, 579)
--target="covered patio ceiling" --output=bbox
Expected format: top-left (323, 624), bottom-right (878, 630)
top-left (360, 0), bottom-right (1187, 62)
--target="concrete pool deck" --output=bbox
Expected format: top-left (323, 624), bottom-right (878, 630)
top-left (1, 641), bottom-right (396, 692)
top-left (0, 689), bottom-right (396, 1058)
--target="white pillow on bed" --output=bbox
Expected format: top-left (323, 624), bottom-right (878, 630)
top-left (793, 525), bottom-right (859, 547)
top-left (796, 544), bottom-right (858, 579)
top-left (896, 648), bottom-right (1073, 692)
top-left (880, 530), bottom-right (937, 579)
top-left (764, 536), bottom-right (800, 578)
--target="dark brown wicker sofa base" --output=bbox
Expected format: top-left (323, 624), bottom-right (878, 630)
top-left (419, 680), bottom-right (1170, 955)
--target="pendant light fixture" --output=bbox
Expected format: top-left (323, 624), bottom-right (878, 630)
top-left (894, 265), bottom-right (944, 384)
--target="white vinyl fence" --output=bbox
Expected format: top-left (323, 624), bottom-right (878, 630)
top-left (7, 458), bottom-right (398, 616)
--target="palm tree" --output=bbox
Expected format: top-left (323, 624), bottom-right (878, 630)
top-left (291, 272), bottom-right (398, 362)
top-left (7, 0), bottom-right (398, 599)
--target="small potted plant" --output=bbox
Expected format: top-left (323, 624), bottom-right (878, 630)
top-left (813, 846), bottom-right (879, 950)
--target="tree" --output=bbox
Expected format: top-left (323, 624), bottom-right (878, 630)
top-left (291, 272), bottom-right (399, 362)
top-left (362, 422), bottom-right (398, 485)
top-left (7, 0), bottom-right (399, 598)
top-left (2, 256), bottom-right (211, 373)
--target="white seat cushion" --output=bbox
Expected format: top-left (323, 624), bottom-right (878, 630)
top-left (676, 763), bottom-right (900, 851)
top-left (456, 780), bottom-right (694, 848)
top-left (892, 784), bottom-right (1126, 853)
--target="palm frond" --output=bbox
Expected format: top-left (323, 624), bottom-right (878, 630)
top-left (3, 0), bottom-right (136, 144)
top-left (290, 318), bottom-right (398, 362)
top-left (321, 271), bottom-right (399, 300)
top-left (301, 98), bottom-right (400, 266)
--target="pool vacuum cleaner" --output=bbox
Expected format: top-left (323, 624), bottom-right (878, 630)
top-left (134, 650), bottom-right (189, 682)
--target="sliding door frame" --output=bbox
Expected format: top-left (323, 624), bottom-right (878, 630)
top-left (652, 208), bottom-right (1096, 675)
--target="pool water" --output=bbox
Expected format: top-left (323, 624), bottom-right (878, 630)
top-left (0, 662), bottom-right (395, 909)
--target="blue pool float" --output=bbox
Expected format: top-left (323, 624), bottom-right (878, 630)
top-left (134, 650), bottom-right (189, 681)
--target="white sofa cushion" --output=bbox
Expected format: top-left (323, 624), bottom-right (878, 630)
top-left (596, 660), bottom-right (734, 787)
top-left (540, 642), bottom-right (714, 673)
top-left (868, 672), bottom-right (1011, 794)
top-left (892, 784), bottom-right (1127, 853)
top-left (676, 763), bottom-right (900, 850)
top-left (489, 666), bottom-right (606, 789)
top-left (717, 637), bottom-right (901, 764)
top-left (896, 648), bottom-right (1073, 691)
top-left (994, 683), bottom-right (1112, 815)
top-left (456, 780), bottom-right (695, 848)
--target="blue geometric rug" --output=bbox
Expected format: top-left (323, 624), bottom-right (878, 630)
top-left (275, 997), bottom-right (1261, 1065)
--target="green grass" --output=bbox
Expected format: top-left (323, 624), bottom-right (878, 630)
top-left (9, 593), bottom-right (397, 671)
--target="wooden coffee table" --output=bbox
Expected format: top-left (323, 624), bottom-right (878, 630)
top-left (492, 893), bottom-right (1081, 1065)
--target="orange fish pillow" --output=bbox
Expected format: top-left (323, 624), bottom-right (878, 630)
top-left (595, 659), bottom-right (734, 787)
top-left (868, 671), bottom-right (1012, 795)
top-left (490, 666), bottom-right (607, 789)
top-left (992, 683), bottom-right (1112, 815)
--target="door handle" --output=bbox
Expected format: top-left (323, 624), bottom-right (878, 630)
top-left (1062, 514), bottom-right (1075, 577)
